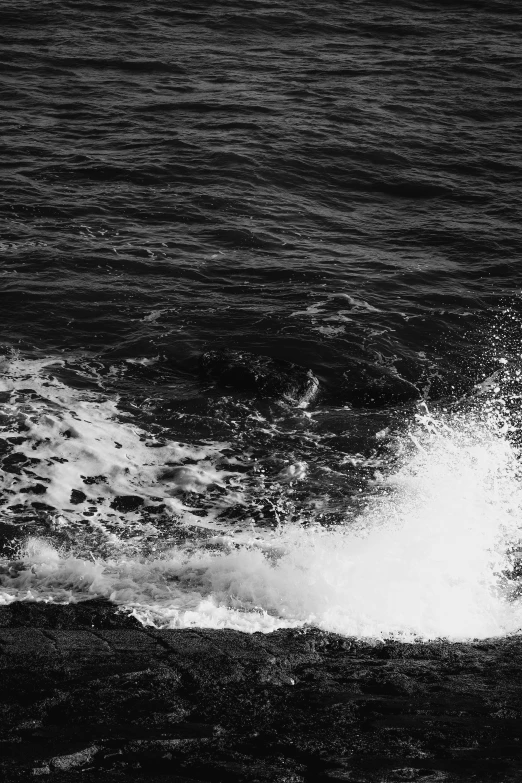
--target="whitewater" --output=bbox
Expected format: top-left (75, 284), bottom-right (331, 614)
top-left (1, 355), bottom-right (522, 642)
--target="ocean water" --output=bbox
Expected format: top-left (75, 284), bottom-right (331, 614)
top-left (1, 0), bottom-right (522, 640)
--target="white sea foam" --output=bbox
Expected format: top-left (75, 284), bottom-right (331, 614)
top-left (2, 382), bottom-right (522, 640)
top-left (0, 355), bottom-right (242, 534)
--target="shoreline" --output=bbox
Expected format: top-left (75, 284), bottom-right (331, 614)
top-left (1, 601), bottom-right (521, 781)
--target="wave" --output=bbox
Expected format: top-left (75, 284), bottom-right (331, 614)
top-left (1, 353), bottom-right (522, 641)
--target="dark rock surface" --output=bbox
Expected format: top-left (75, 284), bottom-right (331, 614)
top-left (200, 350), bottom-right (320, 406)
top-left (1, 602), bottom-right (522, 781)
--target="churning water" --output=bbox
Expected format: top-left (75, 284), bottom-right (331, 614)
top-left (1, 1), bottom-right (522, 640)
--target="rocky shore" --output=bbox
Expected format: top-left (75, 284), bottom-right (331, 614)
top-left (1, 601), bottom-right (521, 782)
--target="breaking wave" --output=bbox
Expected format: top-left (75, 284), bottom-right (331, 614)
top-left (1, 353), bottom-right (522, 641)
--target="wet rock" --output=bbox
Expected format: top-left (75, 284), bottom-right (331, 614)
top-left (1, 609), bottom-right (522, 781)
top-left (201, 350), bottom-right (320, 405)
top-left (0, 598), bottom-right (141, 629)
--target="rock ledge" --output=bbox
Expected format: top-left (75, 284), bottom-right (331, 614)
top-left (1, 602), bottom-right (522, 781)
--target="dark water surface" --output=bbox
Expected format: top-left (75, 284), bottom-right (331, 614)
top-left (1, 0), bottom-right (522, 638)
